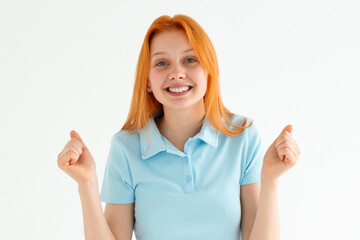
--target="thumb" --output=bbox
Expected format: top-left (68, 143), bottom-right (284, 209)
top-left (70, 130), bottom-right (88, 150)
top-left (271, 124), bottom-right (293, 147)
top-left (281, 124), bottom-right (293, 135)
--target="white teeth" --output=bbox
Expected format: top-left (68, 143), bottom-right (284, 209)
top-left (168, 86), bottom-right (190, 93)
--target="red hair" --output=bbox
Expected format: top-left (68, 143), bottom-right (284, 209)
top-left (122, 14), bottom-right (253, 136)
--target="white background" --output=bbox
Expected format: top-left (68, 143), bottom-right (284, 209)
top-left (1, 0), bottom-right (359, 239)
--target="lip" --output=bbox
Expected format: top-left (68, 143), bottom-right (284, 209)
top-left (165, 84), bottom-right (192, 89)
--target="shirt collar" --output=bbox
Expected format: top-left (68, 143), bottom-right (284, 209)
top-left (139, 110), bottom-right (219, 160)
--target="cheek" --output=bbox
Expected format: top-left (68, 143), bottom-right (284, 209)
top-left (191, 67), bottom-right (208, 85)
top-left (148, 71), bottom-right (165, 86)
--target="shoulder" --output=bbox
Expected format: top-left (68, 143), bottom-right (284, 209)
top-left (218, 114), bottom-right (263, 150)
top-left (111, 129), bottom-right (141, 151)
top-left (225, 114), bottom-right (259, 136)
top-left (107, 129), bottom-right (145, 166)
top-left (227, 114), bottom-right (249, 128)
top-left (215, 114), bottom-right (256, 147)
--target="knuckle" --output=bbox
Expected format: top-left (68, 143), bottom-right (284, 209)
top-left (71, 145), bottom-right (80, 155)
top-left (69, 145), bottom-right (76, 152)
top-left (68, 149), bottom-right (76, 157)
top-left (57, 161), bottom-right (62, 168)
top-left (57, 157), bottom-right (65, 168)
top-left (284, 146), bottom-right (291, 152)
top-left (69, 139), bottom-right (76, 146)
top-left (71, 139), bottom-right (81, 149)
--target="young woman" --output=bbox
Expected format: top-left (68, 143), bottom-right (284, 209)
top-left (57, 14), bottom-right (300, 240)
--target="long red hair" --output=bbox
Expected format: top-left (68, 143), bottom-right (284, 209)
top-left (121, 14), bottom-right (253, 136)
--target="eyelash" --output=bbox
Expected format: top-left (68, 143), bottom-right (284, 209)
top-left (155, 58), bottom-right (196, 67)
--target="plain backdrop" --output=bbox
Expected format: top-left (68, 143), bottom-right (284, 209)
top-left (1, 0), bottom-right (359, 239)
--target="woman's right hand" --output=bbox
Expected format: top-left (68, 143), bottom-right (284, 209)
top-left (57, 130), bottom-right (97, 185)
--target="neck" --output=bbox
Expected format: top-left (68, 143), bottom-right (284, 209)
top-left (155, 100), bottom-right (206, 151)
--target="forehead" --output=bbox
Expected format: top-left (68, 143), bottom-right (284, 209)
top-left (149, 30), bottom-right (192, 53)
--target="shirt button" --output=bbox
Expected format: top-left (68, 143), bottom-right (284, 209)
top-left (185, 157), bottom-right (189, 164)
top-left (185, 175), bottom-right (192, 182)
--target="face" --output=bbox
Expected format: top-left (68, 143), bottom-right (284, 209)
top-left (148, 30), bottom-right (208, 111)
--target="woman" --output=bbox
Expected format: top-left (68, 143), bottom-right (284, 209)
top-left (57, 14), bottom-right (300, 240)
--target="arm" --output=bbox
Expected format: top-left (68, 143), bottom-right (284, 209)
top-left (78, 175), bottom-right (117, 240)
top-left (240, 182), bottom-right (260, 240)
top-left (241, 124), bottom-right (300, 240)
top-left (104, 203), bottom-right (135, 240)
top-left (247, 180), bottom-right (280, 240)
top-left (246, 124), bottom-right (300, 239)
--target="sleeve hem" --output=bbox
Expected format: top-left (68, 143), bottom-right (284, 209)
top-left (100, 195), bottom-right (135, 204)
top-left (240, 178), bottom-right (261, 185)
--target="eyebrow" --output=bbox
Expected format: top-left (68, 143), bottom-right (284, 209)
top-left (150, 49), bottom-right (194, 59)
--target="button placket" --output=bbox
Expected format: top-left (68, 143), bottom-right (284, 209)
top-left (184, 139), bottom-right (194, 154)
top-left (182, 155), bottom-right (194, 192)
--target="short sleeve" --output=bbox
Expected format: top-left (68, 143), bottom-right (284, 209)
top-left (100, 135), bottom-right (135, 204)
top-left (240, 122), bottom-right (266, 185)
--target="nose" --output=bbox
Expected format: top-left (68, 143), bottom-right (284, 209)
top-left (168, 63), bottom-right (186, 80)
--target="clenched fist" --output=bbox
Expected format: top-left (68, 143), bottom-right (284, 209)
top-left (57, 130), bottom-right (97, 185)
top-left (261, 124), bottom-right (301, 183)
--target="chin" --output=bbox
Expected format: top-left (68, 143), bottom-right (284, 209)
top-left (163, 100), bottom-right (204, 111)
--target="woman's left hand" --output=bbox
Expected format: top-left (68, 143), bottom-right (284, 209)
top-left (261, 124), bottom-right (301, 183)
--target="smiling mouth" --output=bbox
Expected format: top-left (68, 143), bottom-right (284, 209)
top-left (165, 86), bottom-right (193, 93)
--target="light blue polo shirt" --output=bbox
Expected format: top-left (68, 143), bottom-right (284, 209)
top-left (100, 110), bottom-right (265, 240)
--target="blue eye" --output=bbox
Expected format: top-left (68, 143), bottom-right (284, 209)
top-left (156, 61), bottom-right (166, 66)
top-left (186, 58), bottom-right (195, 63)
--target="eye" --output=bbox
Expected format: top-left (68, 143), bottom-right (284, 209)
top-left (186, 58), bottom-right (196, 63)
top-left (155, 61), bottom-right (166, 66)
